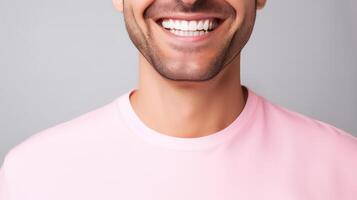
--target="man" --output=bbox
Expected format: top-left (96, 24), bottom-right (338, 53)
top-left (0, 0), bottom-right (356, 199)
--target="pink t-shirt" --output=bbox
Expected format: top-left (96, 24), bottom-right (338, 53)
top-left (1, 86), bottom-right (357, 199)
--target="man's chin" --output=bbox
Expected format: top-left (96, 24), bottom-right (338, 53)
top-left (153, 64), bottom-right (222, 83)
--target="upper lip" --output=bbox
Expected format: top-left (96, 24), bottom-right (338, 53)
top-left (153, 13), bottom-right (226, 22)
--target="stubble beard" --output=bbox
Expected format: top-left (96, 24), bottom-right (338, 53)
top-left (122, 3), bottom-right (256, 83)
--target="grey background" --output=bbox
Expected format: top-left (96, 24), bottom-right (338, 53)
top-left (0, 0), bottom-right (356, 164)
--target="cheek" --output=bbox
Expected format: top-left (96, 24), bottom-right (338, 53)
top-left (225, 0), bottom-right (250, 33)
top-left (128, 0), bottom-right (154, 34)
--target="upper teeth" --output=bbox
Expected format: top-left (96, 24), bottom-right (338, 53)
top-left (161, 19), bottom-right (217, 31)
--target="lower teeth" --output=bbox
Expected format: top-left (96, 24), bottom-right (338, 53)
top-left (169, 29), bottom-right (209, 37)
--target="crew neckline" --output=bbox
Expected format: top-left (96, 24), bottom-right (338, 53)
top-left (116, 85), bottom-right (260, 151)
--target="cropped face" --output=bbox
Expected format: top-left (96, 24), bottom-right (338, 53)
top-left (113, 0), bottom-right (266, 81)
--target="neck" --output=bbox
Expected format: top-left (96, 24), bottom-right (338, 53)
top-left (129, 54), bottom-right (247, 138)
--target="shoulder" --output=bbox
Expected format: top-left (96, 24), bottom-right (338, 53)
top-left (257, 94), bottom-right (357, 163)
top-left (255, 94), bottom-right (357, 194)
top-left (254, 92), bottom-right (354, 135)
top-left (1, 97), bottom-right (121, 175)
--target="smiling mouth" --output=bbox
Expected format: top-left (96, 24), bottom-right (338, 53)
top-left (155, 18), bottom-right (224, 38)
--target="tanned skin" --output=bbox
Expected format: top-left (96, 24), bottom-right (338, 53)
top-left (112, 0), bottom-right (267, 138)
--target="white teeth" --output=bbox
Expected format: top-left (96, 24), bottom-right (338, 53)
top-left (209, 20), bottom-right (213, 30)
top-left (161, 18), bottom-right (217, 32)
top-left (197, 21), bottom-right (204, 30)
top-left (188, 21), bottom-right (197, 31)
top-left (174, 20), bottom-right (181, 29)
top-left (170, 29), bottom-right (208, 37)
top-left (181, 20), bottom-right (188, 31)
top-left (169, 19), bottom-right (174, 29)
top-left (203, 19), bottom-right (209, 31)
top-left (162, 20), bottom-right (168, 28)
